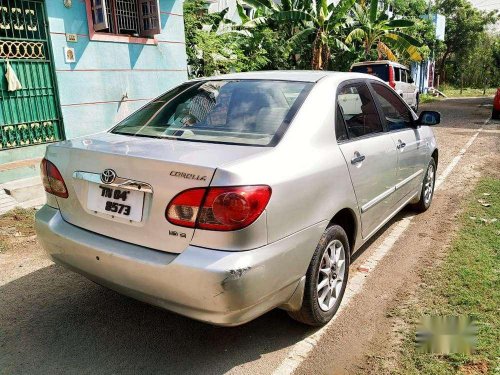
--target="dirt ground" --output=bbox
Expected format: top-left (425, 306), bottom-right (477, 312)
top-left (0, 98), bottom-right (498, 375)
top-left (293, 98), bottom-right (500, 375)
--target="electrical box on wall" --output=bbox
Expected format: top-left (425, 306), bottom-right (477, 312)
top-left (66, 33), bottom-right (78, 43)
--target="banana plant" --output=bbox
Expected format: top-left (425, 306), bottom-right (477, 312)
top-left (345, 0), bottom-right (423, 62)
top-left (239, 0), bottom-right (355, 70)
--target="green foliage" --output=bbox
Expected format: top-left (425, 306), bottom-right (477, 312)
top-left (397, 178), bottom-right (500, 374)
top-left (184, 0), bottom-right (300, 76)
top-left (244, 0), bottom-right (357, 69)
top-left (345, 0), bottom-right (423, 62)
top-left (443, 32), bottom-right (500, 89)
top-left (183, 0), bottom-right (497, 82)
top-left (434, 0), bottom-right (499, 84)
top-left (184, 0), bottom-right (267, 76)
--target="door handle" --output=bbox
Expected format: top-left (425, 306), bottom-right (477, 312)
top-left (397, 140), bottom-right (406, 149)
top-left (351, 154), bottom-right (366, 164)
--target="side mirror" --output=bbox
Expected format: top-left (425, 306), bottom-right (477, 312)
top-left (418, 110), bottom-right (441, 126)
top-left (408, 77), bottom-right (414, 84)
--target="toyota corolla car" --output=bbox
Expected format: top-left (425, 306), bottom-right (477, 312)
top-left (35, 71), bottom-right (440, 326)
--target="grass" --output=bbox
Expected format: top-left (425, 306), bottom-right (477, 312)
top-left (420, 93), bottom-right (440, 104)
top-left (397, 178), bottom-right (500, 374)
top-left (439, 85), bottom-right (497, 98)
top-left (0, 208), bottom-right (36, 253)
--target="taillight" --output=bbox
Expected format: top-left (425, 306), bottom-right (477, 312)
top-left (166, 188), bottom-right (205, 228)
top-left (40, 158), bottom-right (68, 198)
top-left (388, 66), bottom-right (396, 89)
top-left (166, 185), bottom-right (272, 231)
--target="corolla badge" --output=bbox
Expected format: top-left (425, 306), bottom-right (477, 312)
top-left (101, 169), bottom-right (117, 184)
top-left (170, 171), bottom-right (208, 181)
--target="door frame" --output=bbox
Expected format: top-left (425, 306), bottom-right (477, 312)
top-left (0, 0), bottom-right (65, 151)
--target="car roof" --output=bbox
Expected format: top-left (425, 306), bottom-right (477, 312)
top-left (351, 60), bottom-right (409, 70)
top-left (194, 70), bottom-right (371, 83)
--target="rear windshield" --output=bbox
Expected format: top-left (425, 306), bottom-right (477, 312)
top-left (351, 64), bottom-right (389, 81)
top-left (111, 80), bottom-right (312, 147)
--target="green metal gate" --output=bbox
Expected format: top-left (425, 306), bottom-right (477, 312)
top-left (0, 0), bottom-right (63, 150)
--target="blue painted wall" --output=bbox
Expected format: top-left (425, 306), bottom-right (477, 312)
top-left (48, 0), bottom-right (188, 139)
top-left (0, 0), bottom-right (188, 183)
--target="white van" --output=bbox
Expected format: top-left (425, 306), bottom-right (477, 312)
top-left (351, 61), bottom-right (419, 111)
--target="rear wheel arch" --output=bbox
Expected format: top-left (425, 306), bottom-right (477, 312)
top-left (328, 208), bottom-right (357, 253)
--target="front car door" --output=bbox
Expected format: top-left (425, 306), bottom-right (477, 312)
top-left (370, 82), bottom-right (427, 204)
top-left (336, 81), bottom-right (399, 238)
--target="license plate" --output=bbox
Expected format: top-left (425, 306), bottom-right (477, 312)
top-left (87, 183), bottom-right (145, 222)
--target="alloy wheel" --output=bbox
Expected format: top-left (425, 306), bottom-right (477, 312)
top-left (423, 163), bottom-right (435, 205)
top-left (317, 239), bottom-right (346, 312)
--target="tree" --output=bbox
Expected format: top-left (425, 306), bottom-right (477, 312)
top-left (434, 0), bottom-right (498, 84)
top-left (184, 0), bottom-right (271, 77)
top-left (240, 0), bottom-right (356, 70)
top-left (448, 32), bottom-right (500, 90)
top-left (345, 0), bottom-right (423, 62)
top-left (272, 0), bottom-right (356, 70)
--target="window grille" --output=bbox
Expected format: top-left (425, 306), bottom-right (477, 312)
top-left (90, 0), bottom-right (160, 37)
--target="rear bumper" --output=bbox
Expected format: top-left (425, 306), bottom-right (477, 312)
top-left (35, 205), bottom-right (325, 326)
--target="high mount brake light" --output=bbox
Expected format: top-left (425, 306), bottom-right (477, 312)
top-left (166, 186), bottom-right (272, 231)
top-left (41, 158), bottom-right (69, 198)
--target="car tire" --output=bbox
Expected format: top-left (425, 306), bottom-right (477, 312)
top-left (410, 158), bottom-right (436, 212)
top-left (492, 109), bottom-right (500, 120)
top-left (288, 225), bottom-right (350, 326)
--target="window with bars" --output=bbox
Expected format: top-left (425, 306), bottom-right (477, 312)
top-left (91, 0), bottom-right (160, 38)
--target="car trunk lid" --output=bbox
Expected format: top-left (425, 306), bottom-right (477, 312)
top-left (48, 132), bottom-right (266, 253)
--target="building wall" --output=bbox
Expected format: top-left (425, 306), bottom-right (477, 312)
top-left (0, 0), bottom-right (188, 183)
top-left (47, 0), bottom-right (188, 139)
top-left (411, 60), bottom-right (434, 93)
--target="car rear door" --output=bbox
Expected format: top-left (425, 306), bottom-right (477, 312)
top-left (337, 81), bottom-right (399, 238)
top-left (370, 82), bottom-right (427, 204)
top-left (401, 69), bottom-right (415, 106)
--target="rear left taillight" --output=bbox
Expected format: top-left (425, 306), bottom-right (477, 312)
top-left (166, 185), bottom-right (272, 231)
top-left (41, 158), bottom-right (68, 198)
top-left (388, 66), bottom-right (396, 89)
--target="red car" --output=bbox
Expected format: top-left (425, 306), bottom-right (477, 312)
top-left (493, 88), bottom-right (500, 119)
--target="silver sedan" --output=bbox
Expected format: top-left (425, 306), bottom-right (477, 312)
top-left (35, 71), bottom-right (440, 326)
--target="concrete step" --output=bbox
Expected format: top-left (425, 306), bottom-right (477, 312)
top-left (19, 195), bottom-right (46, 209)
top-left (1, 176), bottom-right (44, 203)
top-left (0, 189), bottom-right (19, 215)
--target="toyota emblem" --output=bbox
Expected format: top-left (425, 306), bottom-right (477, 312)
top-left (101, 169), bottom-right (117, 184)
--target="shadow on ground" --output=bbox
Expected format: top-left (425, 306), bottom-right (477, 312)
top-left (0, 264), bottom-right (313, 374)
top-left (0, 210), bottom-right (414, 374)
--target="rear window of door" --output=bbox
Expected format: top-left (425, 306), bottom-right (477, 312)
top-left (337, 82), bottom-right (383, 138)
top-left (371, 83), bottom-right (413, 131)
top-left (401, 70), bottom-right (408, 83)
top-left (394, 67), bottom-right (401, 82)
top-left (351, 64), bottom-right (389, 82)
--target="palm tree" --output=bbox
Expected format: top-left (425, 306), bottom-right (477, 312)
top-left (346, 0), bottom-right (423, 62)
top-left (239, 0), bottom-right (356, 70)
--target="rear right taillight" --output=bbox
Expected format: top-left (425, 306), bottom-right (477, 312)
top-left (166, 185), bottom-right (272, 231)
top-left (494, 88), bottom-right (500, 109)
top-left (388, 66), bottom-right (396, 89)
top-left (41, 158), bottom-right (68, 198)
